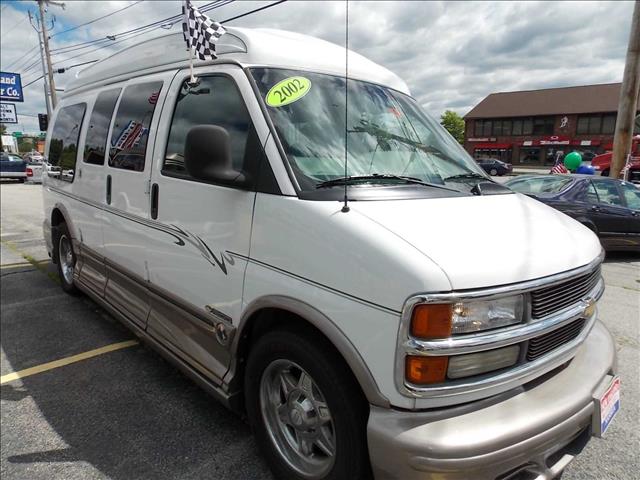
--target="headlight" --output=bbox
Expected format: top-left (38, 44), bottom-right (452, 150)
top-left (410, 295), bottom-right (524, 339)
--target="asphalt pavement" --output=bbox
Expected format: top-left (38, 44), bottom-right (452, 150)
top-left (1, 181), bottom-right (638, 480)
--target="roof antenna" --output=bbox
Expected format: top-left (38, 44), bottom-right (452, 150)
top-left (341, 0), bottom-right (350, 213)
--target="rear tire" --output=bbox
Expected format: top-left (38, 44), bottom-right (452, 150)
top-left (55, 222), bottom-right (80, 295)
top-left (245, 328), bottom-right (371, 480)
top-left (601, 169), bottom-right (609, 177)
top-left (490, 168), bottom-right (498, 176)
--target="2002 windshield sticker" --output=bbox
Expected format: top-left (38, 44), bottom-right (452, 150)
top-left (266, 77), bottom-right (311, 107)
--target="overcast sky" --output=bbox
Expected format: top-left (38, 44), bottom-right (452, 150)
top-left (0, 0), bottom-right (634, 133)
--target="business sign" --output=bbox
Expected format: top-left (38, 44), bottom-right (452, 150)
top-left (467, 137), bottom-right (497, 142)
top-left (0, 72), bottom-right (24, 102)
top-left (0, 103), bottom-right (18, 123)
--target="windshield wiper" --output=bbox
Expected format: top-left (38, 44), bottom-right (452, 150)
top-left (316, 174), bottom-right (459, 192)
top-left (443, 172), bottom-right (490, 182)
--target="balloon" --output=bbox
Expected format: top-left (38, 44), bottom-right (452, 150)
top-left (563, 151), bottom-right (582, 171)
top-left (576, 164), bottom-right (596, 175)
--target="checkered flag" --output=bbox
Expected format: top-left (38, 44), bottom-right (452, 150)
top-left (182, 0), bottom-right (226, 60)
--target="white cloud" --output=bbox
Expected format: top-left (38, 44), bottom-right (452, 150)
top-left (0, 0), bottom-right (634, 133)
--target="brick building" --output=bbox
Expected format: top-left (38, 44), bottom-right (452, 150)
top-left (463, 83), bottom-right (640, 167)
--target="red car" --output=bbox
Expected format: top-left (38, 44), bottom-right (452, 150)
top-left (592, 135), bottom-right (640, 182)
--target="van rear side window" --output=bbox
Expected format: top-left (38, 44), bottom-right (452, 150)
top-left (48, 103), bottom-right (87, 182)
top-left (84, 88), bottom-right (121, 165)
top-left (109, 82), bottom-right (162, 172)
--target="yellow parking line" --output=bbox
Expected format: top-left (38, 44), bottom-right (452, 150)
top-left (0, 340), bottom-right (139, 385)
top-left (0, 260), bottom-right (48, 269)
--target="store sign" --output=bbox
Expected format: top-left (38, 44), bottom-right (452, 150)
top-left (0, 103), bottom-right (18, 123)
top-left (0, 72), bottom-right (23, 102)
top-left (539, 135), bottom-right (570, 145)
top-left (467, 137), bottom-right (497, 142)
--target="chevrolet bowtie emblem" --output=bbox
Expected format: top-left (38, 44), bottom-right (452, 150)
top-left (583, 298), bottom-right (596, 318)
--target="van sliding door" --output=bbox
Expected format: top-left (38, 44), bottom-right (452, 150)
top-left (101, 72), bottom-right (175, 329)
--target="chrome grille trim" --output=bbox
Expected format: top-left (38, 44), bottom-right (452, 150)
top-left (531, 268), bottom-right (601, 319)
top-left (527, 318), bottom-right (587, 361)
top-left (395, 251), bottom-right (605, 404)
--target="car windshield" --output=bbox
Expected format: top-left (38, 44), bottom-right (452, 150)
top-left (251, 68), bottom-right (486, 194)
top-left (506, 176), bottom-right (573, 194)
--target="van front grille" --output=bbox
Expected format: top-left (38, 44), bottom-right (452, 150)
top-left (526, 318), bottom-right (586, 361)
top-left (530, 267), bottom-right (601, 319)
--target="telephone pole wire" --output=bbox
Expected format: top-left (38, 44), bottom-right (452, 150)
top-left (29, 9), bottom-right (52, 117)
top-left (38, 0), bottom-right (64, 111)
top-left (611, 0), bottom-right (640, 179)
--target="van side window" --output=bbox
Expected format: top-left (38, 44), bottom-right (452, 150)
top-left (109, 81), bottom-right (163, 172)
top-left (48, 103), bottom-right (87, 182)
top-left (84, 88), bottom-right (121, 165)
top-left (163, 76), bottom-right (255, 181)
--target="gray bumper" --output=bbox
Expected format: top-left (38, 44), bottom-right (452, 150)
top-left (368, 320), bottom-right (617, 480)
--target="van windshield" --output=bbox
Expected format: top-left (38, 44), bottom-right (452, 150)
top-left (251, 68), bottom-right (486, 195)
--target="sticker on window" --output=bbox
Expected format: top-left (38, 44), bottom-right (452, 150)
top-left (266, 77), bottom-right (311, 107)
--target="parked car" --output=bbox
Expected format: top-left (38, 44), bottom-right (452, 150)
top-left (476, 158), bottom-right (512, 176)
top-left (26, 162), bottom-right (44, 184)
top-left (41, 28), bottom-right (617, 480)
top-left (0, 152), bottom-right (27, 182)
top-left (22, 150), bottom-right (45, 164)
top-left (505, 174), bottom-right (640, 252)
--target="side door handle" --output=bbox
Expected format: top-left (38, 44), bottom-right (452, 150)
top-left (106, 175), bottom-right (112, 205)
top-left (150, 183), bottom-right (159, 220)
top-left (591, 205), bottom-right (600, 212)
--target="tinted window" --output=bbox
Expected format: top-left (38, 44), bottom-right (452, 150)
top-left (592, 181), bottom-right (623, 206)
top-left (508, 176), bottom-right (573, 194)
top-left (512, 119), bottom-right (522, 135)
top-left (164, 76), bottom-right (253, 178)
top-left (84, 88), bottom-right (121, 165)
top-left (621, 182), bottom-right (640, 210)
top-left (48, 103), bottom-right (86, 181)
top-left (576, 116), bottom-right (589, 135)
top-left (109, 82), bottom-right (162, 172)
top-left (532, 117), bottom-right (554, 135)
top-left (583, 181), bottom-right (599, 204)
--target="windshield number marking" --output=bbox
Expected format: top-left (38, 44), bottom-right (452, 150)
top-left (266, 77), bottom-right (311, 107)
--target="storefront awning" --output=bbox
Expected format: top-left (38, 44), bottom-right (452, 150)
top-left (473, 143), bottom-right (512, 149)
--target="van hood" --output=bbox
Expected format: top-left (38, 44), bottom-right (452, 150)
top-left (352, 192), bottom-right (601, 290)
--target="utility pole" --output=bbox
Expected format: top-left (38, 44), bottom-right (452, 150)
top-left (29, 9), bottom-right (52, 117)
top-left (611, 0), bottom-right (640, 179)
top-left (38, 0), bottom-right (65, 110)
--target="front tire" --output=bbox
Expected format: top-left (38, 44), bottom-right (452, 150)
top-left (490, 168), bottom-right (498, 176)
top-left (55, 222), bottom-right (80, 295)
top-left (245, 329), bottom-right (371, 480)
top-left (601, 169), bottom-right (609, 177)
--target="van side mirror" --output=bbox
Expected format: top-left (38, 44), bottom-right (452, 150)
top-left (184, 125), bottom-right (248, 187)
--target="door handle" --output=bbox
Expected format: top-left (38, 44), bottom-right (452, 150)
top-left (106, 175), bottom-right (112, 205)
top-left (150, 183), bottom-right (159, 220)
top-left (591, 205), bottom-right (600, 212)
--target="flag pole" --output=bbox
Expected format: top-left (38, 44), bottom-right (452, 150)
top-left (188, 46), bottom-right (195, 84)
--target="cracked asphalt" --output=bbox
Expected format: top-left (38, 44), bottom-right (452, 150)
top-left (1, 181), bottom-right (638, 479)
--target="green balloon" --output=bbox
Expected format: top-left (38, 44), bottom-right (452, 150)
top-left (563, 151), bottom-right (582, 171)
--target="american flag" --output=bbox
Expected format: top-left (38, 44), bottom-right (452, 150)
top-left (550, 155), bottom-right (569, 174)
top-left (182, 0), bottom-right (226, 61)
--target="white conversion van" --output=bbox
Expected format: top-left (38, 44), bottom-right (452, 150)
top-left (42, 28), bottom-right (618, 480)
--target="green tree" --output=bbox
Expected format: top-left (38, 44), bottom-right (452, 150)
top-left (440, 110), bottom-right (465, 144)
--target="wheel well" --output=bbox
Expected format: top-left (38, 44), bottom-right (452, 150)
top-left (232, 308), bottom-right (367, 413)
top-left (51, 208), bottom-right (65, 228)
top-left (50, 208), bottom-right (66, 263)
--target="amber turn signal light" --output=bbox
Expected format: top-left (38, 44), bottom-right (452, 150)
top-left (410, 304), bottom-right (452, 339)
top-left (405, 355), bottom-right (448, 385)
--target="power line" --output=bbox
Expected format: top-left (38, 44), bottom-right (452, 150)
top-left (5, 47), bottom-right (40, 72)
top-left (51, 0), bottom-right (144, 38)
top-left (23, 75), bottom-right (45, 89)
top-left (0, 12), bottom-right (29, 39)
top-left (50, 0), bottom-right (225, 54)
top-left (222, 0), bottom-right (287, 23)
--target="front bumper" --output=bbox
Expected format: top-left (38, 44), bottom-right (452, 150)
top-left (368, 320), bottom-right (616, 480)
